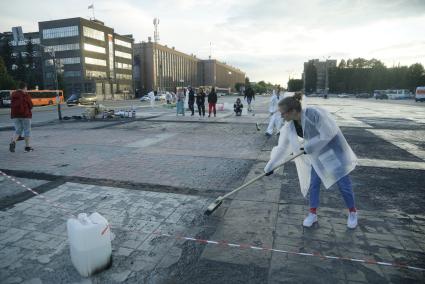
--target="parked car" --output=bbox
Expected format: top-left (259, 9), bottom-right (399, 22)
top-left (375, 93), bottom-right (388, 100)
top-left (79, 93), bottom-right (97, 105)
top-left (0, 90), bottom-right (12, 107)
top-left (355, 93), bottom-right (372, 98)
top-left (415, 86), bottom-right (425, 102)
top-left (337, 94), bottom-right (349, 98)
top-left (66, 93), bottom-right (97, 106)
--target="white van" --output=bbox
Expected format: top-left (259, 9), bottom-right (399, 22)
top-left (415, 87), bottom-right (425, 102)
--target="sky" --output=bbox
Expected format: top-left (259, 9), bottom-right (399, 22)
top-left (1, 0), bottom-right (424, 86)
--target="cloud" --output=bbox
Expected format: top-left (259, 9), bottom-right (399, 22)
top-left (1, 0), bottom-right (424, 85)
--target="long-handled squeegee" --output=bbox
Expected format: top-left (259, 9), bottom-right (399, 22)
top-left (204, 151), bottom-right (304, 216)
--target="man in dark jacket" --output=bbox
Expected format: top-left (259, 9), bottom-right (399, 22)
top-left (188, 87), bottom-right (195, 116)
top-left (207, 87), bottom-right (218, 117)
top-left (244, 85), bottom-right (255, 112)
top-left (10, 82), bottom-right (34, 152)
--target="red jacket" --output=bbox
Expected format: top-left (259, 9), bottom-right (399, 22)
top-left (11, 90), bottom-right (33, 119)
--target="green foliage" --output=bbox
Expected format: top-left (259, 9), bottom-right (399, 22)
top-left (0, 56), bottom-right (17, 89)
top-left (287, 79), bottom-right (303, 92)
top-left (328, 58), bottom-right (425, 93)
top-left (0, 41), bottom-right (14, 73)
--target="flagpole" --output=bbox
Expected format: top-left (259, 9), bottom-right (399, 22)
top-left (88, 4), bottom-right (95, 20)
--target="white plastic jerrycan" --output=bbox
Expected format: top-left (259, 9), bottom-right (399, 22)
top-left (67, 212), bottom-right (112, 277)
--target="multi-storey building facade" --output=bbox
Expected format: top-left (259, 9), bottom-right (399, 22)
top-left (134, 38), bottom-right (245, 95)
top-left (39, 17), bottom-right (133, 100)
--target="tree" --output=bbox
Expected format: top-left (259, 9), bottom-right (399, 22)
top-left (287, 79), bottom-right (303, 92)
top-left (0, 56), bottom-right (16, 89)
top-left (235, 82), bottom-right (244, 92)
top-left (304, 62), bottom-right (317, 93)
top-left (0, 41), bottom-right (14, 73)
top-left (338, 59), bottom-right (346, 68)
top-left (406, 63), bottom-right (425, 91)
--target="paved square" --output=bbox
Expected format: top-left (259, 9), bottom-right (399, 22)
top-left (1, 97), bottom-right (424, 283)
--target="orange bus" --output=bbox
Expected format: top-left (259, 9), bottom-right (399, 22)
top-left (27, 90), bottom-right (64, 106)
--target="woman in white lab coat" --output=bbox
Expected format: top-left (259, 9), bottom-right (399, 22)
top-left (265, 89), bottom-right (283, 137)
top-left (264, 92), bottom-right (358, 228)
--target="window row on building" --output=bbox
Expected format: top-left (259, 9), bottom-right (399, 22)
top-left (44, 43), bottom-right (80, 52)
top-left (116, 73), bottom-right (132, 80)
top-left (115, 50), bottom-right (131, 59)
top-left (86, 70), bottom-right (107, 78)
top-left (84, 42), bottom-right (106, 54)
top-left (85, 57), bottom-right (107, 66)
top-left (64, 70), bottom-right (81, 77)
top-left (45, 57), bottom-right (81, 66)
top-left (9, 38), bottom-right (40, 46)
top-left (42, 26), bottom-right (79, 39)
top-left (115, 62), bottom-right (132, 70)
top-left (114, 38), bottom-right (131, 48)
top-left (83, 26), bottom-right (104, 41)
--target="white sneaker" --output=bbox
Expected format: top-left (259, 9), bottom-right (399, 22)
top-left (303, 213), bottom-right (318, 227)
top-left (347, 212), bottom-right (358, 229)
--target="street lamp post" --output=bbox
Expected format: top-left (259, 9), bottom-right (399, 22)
top-left (323, 56), bottom-right (330, 99)
top-left (40, 44), bottom-right (62, 120)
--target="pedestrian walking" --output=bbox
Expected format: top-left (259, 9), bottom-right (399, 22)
top-left (244, 85), bottom-right (255, 112)
top-left (9, 82), bottom-right (34, 153)
top-left (196, 88), bottom-right (206, 117)
top-left (234, 98), bottom-right (243, 116)
top-left (176, 88), bottom-right (186, 116)
top-left (208, 87), bottom-right (217, 117)
top-left (188, 87), bottom-right (195, 116)
top-left (264, 92), bottom-right (358, 229)
top-left (265, 89), bottom-right (283, 137)
top-left (148, 90), bottom-right (155, 107)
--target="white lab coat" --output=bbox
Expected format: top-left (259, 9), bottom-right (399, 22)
top-left (268, 91), bottom-right (282, 113)
top-left (266, 91), bottom-right (284, 134)
top-left (264, 106), bottom-right (357, 196)
top-left (148, 91), bottom-right (155, 107)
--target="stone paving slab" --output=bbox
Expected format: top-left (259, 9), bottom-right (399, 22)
top-left (0, 182), bottom-right (213, 283)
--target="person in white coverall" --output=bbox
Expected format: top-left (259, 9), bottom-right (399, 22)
top-left (148, 90), bottom-right (155, 107)
top-left (264, 92), bottom-right (358, 229)
top-left (265, 89), bottom-right (283, 137)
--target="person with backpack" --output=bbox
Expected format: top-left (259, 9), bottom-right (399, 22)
top-left (9, 82), bottom-right (34, 152)
top-left (208, 87), bottom-right (218, 117)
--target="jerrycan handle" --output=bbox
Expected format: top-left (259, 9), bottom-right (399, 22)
top-left (78, 213), bottom-right (91, 225)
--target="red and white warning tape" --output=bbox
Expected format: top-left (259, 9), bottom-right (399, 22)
top-left (152, 230), bottom-right (425, 272)
top-left (2, 170), bottom-right (424, 272)
top-left (0, 170), bottom-right (72, 216)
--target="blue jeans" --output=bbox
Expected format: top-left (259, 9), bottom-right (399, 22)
top-left (176, 101), bottom-right (184, 114)
top-left (309, 167), bottom-right (355, 209)
top-left (13, 118), bottom-right (31, 137)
